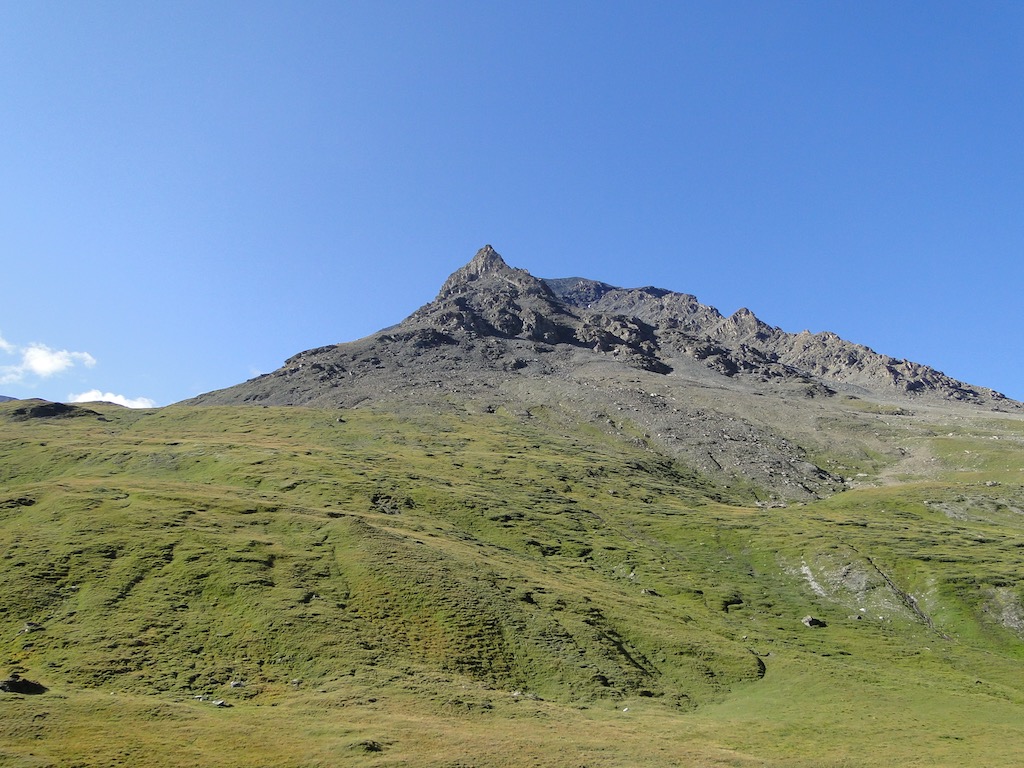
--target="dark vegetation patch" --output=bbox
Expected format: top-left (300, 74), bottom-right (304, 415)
top-left (6, 400), bottom-right (104, 421)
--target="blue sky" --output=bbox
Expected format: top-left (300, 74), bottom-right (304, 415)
top-left (2, 2), bottom-right (1021, 406)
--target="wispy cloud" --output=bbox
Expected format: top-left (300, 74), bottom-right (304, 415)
top-left (68, 390), bottom-right (157, 409)
top-left (0, 333), bottom-right (97, 385)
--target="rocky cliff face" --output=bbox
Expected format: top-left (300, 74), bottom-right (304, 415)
top-left (544, 273), bottom-right (1009, 405)
top-left (186, 246), bottom-right (1017, 502)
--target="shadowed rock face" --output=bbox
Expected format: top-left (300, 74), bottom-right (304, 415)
top-left (185, 246), bottom-right (1017, 501)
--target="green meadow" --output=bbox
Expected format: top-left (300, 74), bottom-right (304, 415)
top-left (1, 399), bottom-right (1023, 766)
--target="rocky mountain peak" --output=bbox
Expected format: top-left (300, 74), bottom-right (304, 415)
top-left (437, 245), bottom-right (551, 300)
top-left (471, 243), bottom-right (504, 268)
top-left (454, 244), bottom-right (508, 281)
top-left (202, 246), bottom-right (1016, 411)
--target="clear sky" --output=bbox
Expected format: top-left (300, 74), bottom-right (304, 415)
top-left (2, 2), bottom-right (1021, 406)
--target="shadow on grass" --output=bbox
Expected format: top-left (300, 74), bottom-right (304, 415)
top-left (1, 674), bottom-right (48, 694)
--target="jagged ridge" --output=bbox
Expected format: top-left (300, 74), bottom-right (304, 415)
top-left (197, 245), bottom-right (1012, 406)
top-left (543, 275), bottom-right (1011, 404)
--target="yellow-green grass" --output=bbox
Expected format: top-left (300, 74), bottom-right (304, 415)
top-left (2, 400), bottom-right (1024, 766)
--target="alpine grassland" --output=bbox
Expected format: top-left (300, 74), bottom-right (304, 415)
top-left (2, 398), bottom-right (1023, 766)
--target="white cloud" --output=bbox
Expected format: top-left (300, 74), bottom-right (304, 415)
top-left (22, 344), bottom-right (96, 377)
top-left (68, 390), bottom-right (157, 409)
top-left (0, 333), bottom-right (97, 385)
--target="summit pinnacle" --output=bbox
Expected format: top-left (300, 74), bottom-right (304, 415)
top-left (437, 245), bottom-right (550, 299)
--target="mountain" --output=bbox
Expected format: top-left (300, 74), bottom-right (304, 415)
top-left (196, 246), bottom-right (1013, 409)
top-left (4, 248), bottom-right (1024, 767)
top-left (0, 395), bottom-right (16, 403)
top-left (189, 246), bottom-right (1017, 502)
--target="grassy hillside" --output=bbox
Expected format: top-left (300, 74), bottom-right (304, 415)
top-left (1, 398), bottom-right (1023, 766)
